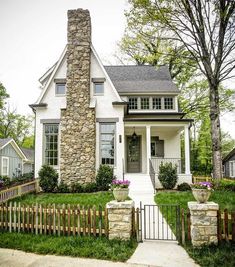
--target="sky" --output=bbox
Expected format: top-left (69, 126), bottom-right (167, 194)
top-left (0, 0), bottom-right (235, 138)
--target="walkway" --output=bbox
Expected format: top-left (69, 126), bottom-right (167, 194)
top-left (127, 174), bottom-right (199, 267)
top-left (0, 248), bottom-right (148, 267)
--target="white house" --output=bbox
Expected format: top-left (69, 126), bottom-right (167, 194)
top-left (30, 9), bottom-right (192, 189)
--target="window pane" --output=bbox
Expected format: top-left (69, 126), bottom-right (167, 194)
top-left (141, 98), bottom-right (149, 109)
top-left (44, 124), bottom-right (59, 166)
top-left (153, 98), bottom-right (161, 109)
top-left (56, 84), bottom-right (66, 95)
top-left (94, 83), bottom-right (104, 94)
top-left (164, 97), bottom-right (173, 109)
top-left (100, 123), bottom-right (115, 166)
top-left (129, 98), bottom-right (138, 110)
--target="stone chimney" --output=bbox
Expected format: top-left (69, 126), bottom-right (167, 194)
top-left (60, 9), bottom-right (96, 185)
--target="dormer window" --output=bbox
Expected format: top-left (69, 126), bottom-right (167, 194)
top-left (128, 96), bottom-right (175, 111)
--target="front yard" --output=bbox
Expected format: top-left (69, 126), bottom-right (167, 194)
top-left (12, 191), bottom-right (114, 209)
top-left (155, 190), bottom-right (235, 267)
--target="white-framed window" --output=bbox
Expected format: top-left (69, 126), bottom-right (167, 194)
top-left (100, 123), bottom-right (115, 165)
top-left (128, 96), bottom-right (175, 110)
top-left (1, 157), bottom-right (9, 176)
top-left (129, 97), bottom-right (138, 110)
top-left (94, 82), bottom-right (104, 95)
top-left (229, 160), bottom-right (235, 177)
top-left (55, 83), bottom-right (66, 95)
top-left (152, 97), bottom-right (162, 109)
top-left (44, 124), bottom-right (59, 166)
top-left (164, 97), bottom-right (174, 109)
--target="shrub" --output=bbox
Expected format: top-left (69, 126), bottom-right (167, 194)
top-left (96, 165), bottom-right (114, 191)
top-left (57, 182), bottom-right (70, 193)
top-left (71, 182), bottom-right (84, 193)
top-left (158, 162), bottom-right (178, 189)
top-left (83, 182), bottom-right (98, 193)
top-left (177, 182), bottom-right (191, 191)
top-left (0, 176), bottom-right (11, 187)
top-left (38, 165), bottom-right (58, 192)
top-left (216, 179), bottom-right (235, 192)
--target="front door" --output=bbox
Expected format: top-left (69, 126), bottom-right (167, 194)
top-left (127, 136), bottom-right (141, 173)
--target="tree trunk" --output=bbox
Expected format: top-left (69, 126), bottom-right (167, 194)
top-left (209, 82), bottom-right (222, 183)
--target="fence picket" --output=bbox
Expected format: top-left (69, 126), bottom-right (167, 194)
top-left (44, 205), bottom-right (47, 234)
top-left (68, 204), bottom-right (71, 236)
top-left (31, 205), bottom-right (34, 233)
top-left (5, 204), bottom-right (8, 230)
top-left (104, 208), bottom-right (108, 237)
top-left (9, 202), bottom-right (12, 233)
top-left (18, 202), bottom-right (21, 232)
top-left (187, 210), bottom-right (191, 241)
top-left (224, 209), bottom-right (229, 241)
top-left (53, 204), bottom-right (56, 235)
top-left (39, 204), bottom-right (42, 234)
top-left (232, 212), bottom-right (235, 242)
top-left (83, 206), bottom-right (86, 236)
top-left (62, 204), bottom-right (65, 235)
top-left (99, 205), bottom-right (102, 237)
top-left (181, 208), bottom-right (185, 245)
top-left (72, 206), bottom-right (76, 236)
top-left (77, 205), bottom-right (80, 236)
top-left (35, 203), bottom-right (38, 235)
top-left (57, 205), bottom-right (61, 236)
top-left (22, 205), bottom-right (25, 232)
top-left (93, 206), bottom-right (96, 236)
top-left (88, 206), bottom-right (91, 236)
top-left (27, 205), bottom-right (30, 232)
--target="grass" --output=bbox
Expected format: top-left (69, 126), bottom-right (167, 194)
top-left (11, 191), bottom-right (114, 209)
top-left (185, 242), bottom-right (235, 267)
top-left (155, 190), bottom-right (235, 211)
top-left (155, 190), bottom-right (235, 267)
top-left (0, 232), bottom-right (137, 262)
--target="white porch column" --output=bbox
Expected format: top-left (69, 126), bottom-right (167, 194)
top-left (146, 125), bottom-right (151, 174)
top-left (184, 125), bottom-right (191, 174)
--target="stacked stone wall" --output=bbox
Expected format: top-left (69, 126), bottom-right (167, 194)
top-left (60, 9), bottom-right (96, 185)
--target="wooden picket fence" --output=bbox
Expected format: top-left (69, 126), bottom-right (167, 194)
top-left (181, 208), bottom-right (235, 244)
top-left (217, 209), bottom-right (235, 242)
top-left (0, 180), bottom-right (38, 203)
top-left (0, 202), bottom-right (108, 237)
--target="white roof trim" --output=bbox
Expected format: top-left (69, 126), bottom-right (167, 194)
top-left (91, 45), bottom-right (122, 102)
top-left (36, 45), bottom-right (67, 104)
top-left (39, 62), bottom-right (57, 85)
top-left (0, 139), bottom-right (27, 160)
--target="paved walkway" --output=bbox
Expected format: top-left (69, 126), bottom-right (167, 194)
top-left (0, 248), bottom-right (148, 267)
top-left (127, 189), bottom-right (199, 267)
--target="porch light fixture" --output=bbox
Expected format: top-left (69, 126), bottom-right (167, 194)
top-left (132, 127), bottom-right (137, 141)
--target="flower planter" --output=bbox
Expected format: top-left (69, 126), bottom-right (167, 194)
top-left (113, 188), bottom-right (129, 202)
top-left (192, 189), bottom-right (211, 203)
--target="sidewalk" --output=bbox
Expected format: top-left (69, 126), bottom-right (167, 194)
top-left (0, 248), bottom-right (149, 267)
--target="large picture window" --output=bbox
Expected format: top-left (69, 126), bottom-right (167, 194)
top-left (44, 124), bottom-right (59, 166)
top-left (100, 123), bottom-right (115, 165)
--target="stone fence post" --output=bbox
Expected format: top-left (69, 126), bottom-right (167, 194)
top-left (188, 201), bottom-right (219, 247)
top-left (106, 200), bottom-right (134, 240)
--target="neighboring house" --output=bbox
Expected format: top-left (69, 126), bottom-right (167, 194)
top-left (0, 138), bottom-right (34, 179)
top-left (21, 148), bottom-right (34, 174)
top-left (223, 148), bottom-right (235, 178)
top-left (30, 9), bottom-right (193, 188)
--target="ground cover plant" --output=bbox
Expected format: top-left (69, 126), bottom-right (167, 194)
top-left (12, 192), bottom-right (114, 209)
top-left (0, 232), bottom-right (137, 262)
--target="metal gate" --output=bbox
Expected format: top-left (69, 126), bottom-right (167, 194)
top-left (137, 203), bottom-right (181, 242)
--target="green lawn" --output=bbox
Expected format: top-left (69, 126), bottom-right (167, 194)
top-left (155, 190), bottom-right (235, 211)
top-left (0, 232), bottom-right (137, 262)
top-left (155, 190), bottom-right (235, 267)
top-left (11, 192), bottom-right (114, 209)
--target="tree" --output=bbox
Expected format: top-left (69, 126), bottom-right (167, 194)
top-left (0, 107), bottom-right (34, 147)
top-left (0, 82), bottom-right (9, 110)
top-left (122, 0), bottom-right (235, 180)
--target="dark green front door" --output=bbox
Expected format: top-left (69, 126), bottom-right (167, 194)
top-left (127, 136), bottom-right (141, 173)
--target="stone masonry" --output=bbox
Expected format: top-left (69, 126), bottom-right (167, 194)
top-left (106, 200), bottom-right (135, 240)
top-left (60, 9), bottom-right (96, 185)
top-left (188, 201), bottom-right (219, 247)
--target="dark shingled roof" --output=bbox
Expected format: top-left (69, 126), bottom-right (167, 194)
top-left (104, 65), bottom-right (179, 93)
top-left (0, 138), bottom-right (12, 149)
top-left (222, 147), bottom-right (235, 163)
top-left (21, 148), bottom-right (34, 162)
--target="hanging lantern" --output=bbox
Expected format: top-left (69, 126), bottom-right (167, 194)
top-left (132, 127), bottom-right (137, 141)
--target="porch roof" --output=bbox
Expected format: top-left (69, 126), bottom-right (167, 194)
top-left (123, 118), bottom-right (193, 122)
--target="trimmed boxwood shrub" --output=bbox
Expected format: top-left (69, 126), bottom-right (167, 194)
top-left (177, 182), bottom-right (191, 191)
top-left (216, 179), bottom-right (235, 192)
top-left (56, 182), bottom-right (70, 193)
top-left (38, 165), bottom-right (58, 192)
top-left (96, 165), bottom-right (114, 191)
top-left (158, 162), bottom-right (178, 189)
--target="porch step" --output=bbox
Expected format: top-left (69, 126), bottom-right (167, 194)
top-left (124, 174), bottom-right (155, 195)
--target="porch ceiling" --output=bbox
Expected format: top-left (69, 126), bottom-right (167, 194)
top-left (124, 125), bottom-right (184, 133)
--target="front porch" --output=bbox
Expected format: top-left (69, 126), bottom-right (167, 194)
top-left (123, 123), bottom-right (192, 187)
